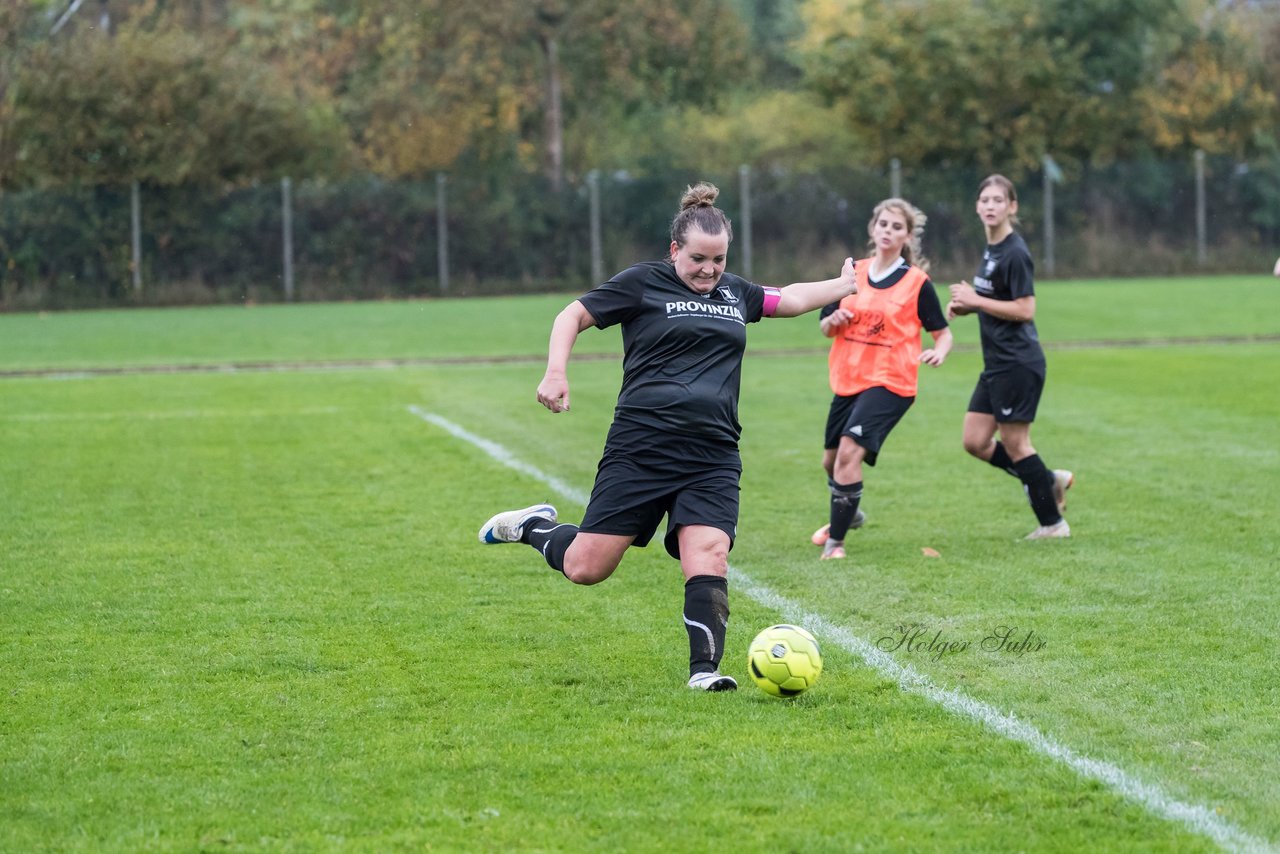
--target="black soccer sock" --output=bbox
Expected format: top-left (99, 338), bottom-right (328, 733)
top-left (828, 480), bottom-right (864, 541)
top-left (987, 441), bottom-right (1018, 476)
top-left (1012, 454), bottom-right (1061, 526)
top-left (522, 518), bottom-right (578, 574)
top-left (684, 575), bottom-right (729, 676)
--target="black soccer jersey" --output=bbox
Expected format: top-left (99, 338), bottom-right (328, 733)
top-left (972, 232), bottom-right (1045, 372)
top-left (577, 261), bottom-right (767, 447)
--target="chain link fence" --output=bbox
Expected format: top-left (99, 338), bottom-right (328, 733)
top-left (3, 153), bottom-right (1278, 310)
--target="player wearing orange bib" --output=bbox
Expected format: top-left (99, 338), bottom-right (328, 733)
top-left (813, 199), bottom-right (952, 560)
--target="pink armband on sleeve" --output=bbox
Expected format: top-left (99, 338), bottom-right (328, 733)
top-left (762, 287), bottom-right (782, 317)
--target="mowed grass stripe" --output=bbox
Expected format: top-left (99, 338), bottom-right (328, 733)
top-left (1, 274), bottom-right (1277, 372)
top-left (412, 409), bottom-right (1271, 854)
top-left (2, 332), bottom-right (1279, 379)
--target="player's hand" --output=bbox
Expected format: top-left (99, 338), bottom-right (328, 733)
top-left (820, 308), bottom-right (853, 336)
top-left (537, 373), bottom-right (570, 413)
top-left (919, 348), bottom-right (945, 367)
top-left (948, 281), bottom-right (979, 311)
top-left (945, 299), bottom-right (970, 320)
top-left (840, 257), bottom-right (858, 294)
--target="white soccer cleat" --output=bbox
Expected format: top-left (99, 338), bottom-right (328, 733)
top-left (1052, 470), bottom-right (1074, 515)
top-left (687, 671), bottom-right (738, 692)
top-left (1025, 520), bottom-right (1071, 540)
top-left (478, 503), bottom-right (557, 544)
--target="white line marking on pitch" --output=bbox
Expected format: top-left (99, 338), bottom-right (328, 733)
top-left (409, 406), bottom-right (1272, 854)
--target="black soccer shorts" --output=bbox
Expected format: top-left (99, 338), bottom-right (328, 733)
top-left (967, 364), bottom-right (1046, 423)
top-left (823, 385), bottom-right (915, 466)
top-left (579, 454), bottom-right (740, 560)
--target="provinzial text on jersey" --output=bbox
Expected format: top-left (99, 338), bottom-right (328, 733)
top-left (665, 301), bottom-right (746, 322)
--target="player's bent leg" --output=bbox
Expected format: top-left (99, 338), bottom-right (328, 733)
top-left (961, 412), bottom-right (1000, 459)
top-left (560, 531), bottom-right (634, 585)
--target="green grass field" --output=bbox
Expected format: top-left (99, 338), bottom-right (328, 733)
top-left (2, 275), bottom-right (1278, 852)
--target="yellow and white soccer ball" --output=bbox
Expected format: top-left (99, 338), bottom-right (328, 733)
top-left (747, 624), bottom-right (823, 697)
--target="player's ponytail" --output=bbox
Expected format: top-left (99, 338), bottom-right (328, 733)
top-left (670, 182), bottom-right (734, 248)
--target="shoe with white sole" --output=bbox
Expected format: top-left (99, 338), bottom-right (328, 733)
top-left (1052, 470), bottom-right (1074, 515)
top-left (820, 540), bottom-right (847, 560)
top-left (478, 503), bottom-right (557, 544)
top-left (1025, 520), bottom-right (1071, 540)
top-left (810, 510), bottom-right (866, 545)
top-left (687, 671), bottom-right (738, 691)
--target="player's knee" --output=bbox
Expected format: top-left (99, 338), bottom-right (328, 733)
top-left (562, 559), bottom-right (609, 585)
top-left (962, 436), bottom-right (988, 457)
top-left (561, 549), bottom-right (616, 586)
top-left (688, 542), bottom-right (729, 576)
top-left (835, 446), bottom-right (862, 468)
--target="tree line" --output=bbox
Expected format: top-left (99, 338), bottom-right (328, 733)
top-left (2, 0), bottom-right (1277, 192)
top-left (1, 1), bottom-right (1278, 307)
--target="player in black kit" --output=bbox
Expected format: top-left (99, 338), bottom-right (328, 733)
top-left (479, 182), bottom-right (859, 691)
top-left (947, 174), bottom-right (1074, 540)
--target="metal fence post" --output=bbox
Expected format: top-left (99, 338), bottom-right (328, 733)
top-left (588, 170), bottom-right (603, 284)
top-left (1043, 156), bottom-right (1055, 277)
top-left (890, 158), bottom-right (901, 198)
top-left (739, 164), bottom-right (753, 280)
top-left (436, 172), bottom-right (449, 293)
top-left (281, 177), bottom-right (295, 301)
top-left (1195, 150), bottom-right (1207, 266)
top-left (130, 180), bottom-right (142, 293)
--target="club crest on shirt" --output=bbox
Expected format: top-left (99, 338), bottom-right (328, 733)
top-left (715, 285), bottom-right (739, 304)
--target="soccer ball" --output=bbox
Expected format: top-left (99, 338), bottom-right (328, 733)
top-left (747, 624), bottom-right (823, 697)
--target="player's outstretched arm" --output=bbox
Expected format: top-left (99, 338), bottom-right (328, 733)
top-left (771, 257), bottom-right (858, 318)
top-left (537, 300), bottom-right (596, 413)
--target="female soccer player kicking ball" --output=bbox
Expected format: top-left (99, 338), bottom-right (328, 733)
top-left (479, 182), bottom-right (859, 691)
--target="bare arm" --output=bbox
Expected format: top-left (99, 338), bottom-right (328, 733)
top-left (772, 257), bottom-right (858, 318)
top-left (919, 327), bottom-right (953, 367)
top-left (536, 300), bottom-right (596, 413)
top-left (948, 281), bottom-right (1035, 323)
